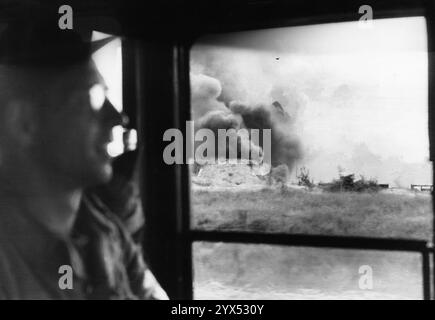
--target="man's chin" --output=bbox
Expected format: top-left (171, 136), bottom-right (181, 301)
top-left (98, 163), bottom-right (114, 183)
top-left (83, 162), bottom-right (113, 187)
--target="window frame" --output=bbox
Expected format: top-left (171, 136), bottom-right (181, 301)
top-left (127, 0), bottom-right (435, 300)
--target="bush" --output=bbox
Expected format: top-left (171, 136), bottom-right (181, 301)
top-left (324, 173), bottom-right (380, 193)
top-left (297, 167), bottom-right (314, 189)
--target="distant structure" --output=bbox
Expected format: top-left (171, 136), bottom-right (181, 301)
top-left (410, 184), bottom-right (433, 192)
top-left (377, 184), bottom-right (389, 189)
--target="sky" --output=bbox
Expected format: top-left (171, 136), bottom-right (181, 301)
top-left (191, 17), bottom-right (432, 187)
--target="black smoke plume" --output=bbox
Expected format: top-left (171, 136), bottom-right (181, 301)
top-left (190, 72), bottom-right (301, 170)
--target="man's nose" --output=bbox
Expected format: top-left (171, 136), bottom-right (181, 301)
top-left (102, 99), bottom-right (129, 127)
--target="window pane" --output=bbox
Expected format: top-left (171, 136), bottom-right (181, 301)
top-left (87, 34), bottom-right (143, 242)
top-left (193, 242), bottom-right (423, 299)
top-left (189, 17), bottom-right (432, 240)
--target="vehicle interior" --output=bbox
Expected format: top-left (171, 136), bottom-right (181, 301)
top-left (1, 0), bottom-right (434, 300)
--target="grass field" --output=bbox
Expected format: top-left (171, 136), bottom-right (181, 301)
top-left (192, 187), bottom-right (432, 239)
top-left (191, 186), bottom-right (432, 299)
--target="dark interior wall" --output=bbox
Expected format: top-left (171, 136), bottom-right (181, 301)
top-left (0, 1), bottom-right (427, 34)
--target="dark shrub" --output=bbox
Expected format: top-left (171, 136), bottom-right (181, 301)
top-left (324, 173), bottom-right (380, 193)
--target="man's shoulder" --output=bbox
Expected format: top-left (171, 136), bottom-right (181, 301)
top-left (0, 211), bottom-right (84, 300)
top-left (0, 212), bottom-right (30, 299)
top-left (0, 237), bottom-right (33, 299)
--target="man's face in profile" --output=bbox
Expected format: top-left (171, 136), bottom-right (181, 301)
top-left (33, 60), bottom-right (123, 188)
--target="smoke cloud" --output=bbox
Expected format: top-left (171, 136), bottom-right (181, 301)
top-left (229, 101), bottom-right (300, 169)
top-left (190, 72), bottom-right (301, 170)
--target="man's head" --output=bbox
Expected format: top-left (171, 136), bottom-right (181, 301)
top-left (0, 20), bottom-right (124, 189)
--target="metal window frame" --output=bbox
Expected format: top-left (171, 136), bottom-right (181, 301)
top-left (130, 0), bottom-right (435, 300)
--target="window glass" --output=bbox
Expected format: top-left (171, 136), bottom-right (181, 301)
top-left (89, 32), bottom-right (143, 242)
top-left (189, 17), bottom-right (432, 241)
top-left (91, 31), bottom-right (127, 157)
top-left (193, 242), bottom-right (423, 299)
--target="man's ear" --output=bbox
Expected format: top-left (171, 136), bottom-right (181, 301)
top-left (4, 100), bottom-right (38, 146)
